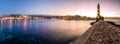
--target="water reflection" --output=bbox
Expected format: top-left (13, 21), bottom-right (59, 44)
top-left (9, 20), bottom-right (13, 31)
top-left (24, 20), bottom-right (27, 32)
top-left (0, 20), bottom-right (93, 44)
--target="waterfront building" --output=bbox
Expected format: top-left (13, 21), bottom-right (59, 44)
top-left (1, 14), bottom-right (31, 20)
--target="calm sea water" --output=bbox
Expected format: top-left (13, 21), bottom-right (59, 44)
top-left (1, 19), bottom-right (116, 44)
top-left (105, 19), bottom-right (120, 25)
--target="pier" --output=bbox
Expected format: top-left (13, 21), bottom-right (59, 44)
top-left (71, 20), bottom-right (120, 44)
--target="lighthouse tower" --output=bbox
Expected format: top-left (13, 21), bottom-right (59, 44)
top-left (96, 0), bottom-right (104, 22)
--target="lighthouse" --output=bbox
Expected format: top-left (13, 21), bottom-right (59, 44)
top-left (96, 1), bottom-right (104, 22)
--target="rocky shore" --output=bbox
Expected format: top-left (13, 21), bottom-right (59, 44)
top-left (71, 20), bottom-right (120, 44)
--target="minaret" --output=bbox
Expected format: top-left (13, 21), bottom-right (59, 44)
top-left (96, 0), bottom-right (104, 22)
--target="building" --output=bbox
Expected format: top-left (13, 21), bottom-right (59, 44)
top-left (1, 14), bottom-right (31, 20)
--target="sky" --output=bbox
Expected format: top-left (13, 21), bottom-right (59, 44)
top-left (0, 0), bottom-right (120, 17)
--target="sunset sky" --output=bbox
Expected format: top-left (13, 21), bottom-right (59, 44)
top-left (0, 0), bottom-right (120, 17)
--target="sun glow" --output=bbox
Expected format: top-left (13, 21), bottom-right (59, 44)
top-left (70, 9), bottom-right (96, 17)
top-left (101, 10), bottom-right (119, 17)
top-left (69, 9), bottom-right (120, 17)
